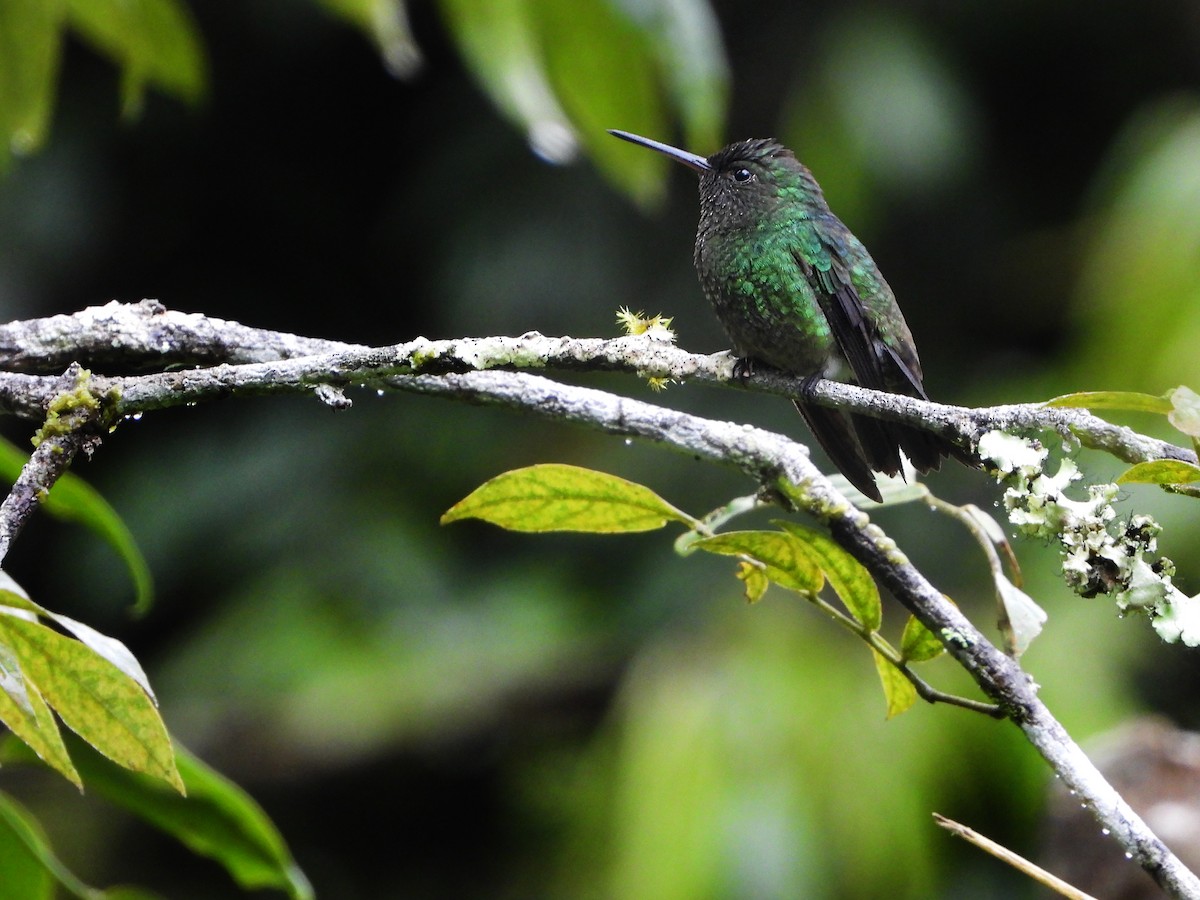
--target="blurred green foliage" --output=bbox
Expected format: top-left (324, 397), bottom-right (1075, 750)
top-left (0, 0), bottom-right (205, 170)
top-left (1, 1), bottom-right (1200, 897)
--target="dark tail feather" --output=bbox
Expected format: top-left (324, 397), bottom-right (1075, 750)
top-left (848, 413), bottom-right (905, 477)
top-left (896, 424), bottom-right (955, 474)
top-left (794, 400), bottom-right (883, 503)
top-left (795, 402), bottom-right (967, 502)
top-left (858, 416), bottom-right (959, 477)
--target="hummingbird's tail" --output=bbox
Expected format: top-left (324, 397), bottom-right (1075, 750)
top-left (793, 400), bottom-right (886, 503)
top-left (851, 410), bottom-right (954, 479)
top-left (794, 401), bottom-right (959, 503)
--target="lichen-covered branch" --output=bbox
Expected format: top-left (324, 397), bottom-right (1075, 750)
top-left (0, 302), bottom-right (1193, 468)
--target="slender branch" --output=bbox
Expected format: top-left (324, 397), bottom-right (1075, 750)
top-left (2, 302), bottom-right (1199, 895)
top-left (1, 303), bottom-right (1192, 467)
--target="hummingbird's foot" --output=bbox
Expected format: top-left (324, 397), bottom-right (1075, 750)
top-left (797, 373), bottom-right (822, 402)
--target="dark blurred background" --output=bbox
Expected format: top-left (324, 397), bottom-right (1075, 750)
top-left (3, 1), bottom-right (1200, 897)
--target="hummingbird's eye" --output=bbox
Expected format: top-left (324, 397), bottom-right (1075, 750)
top-left (731, 167), bottom-right (754, 183)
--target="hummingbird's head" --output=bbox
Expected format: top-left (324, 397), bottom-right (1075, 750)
top-left (608, 130), bottom-right (822, 227)
top-left (698, 138), bottom-right (814, 224)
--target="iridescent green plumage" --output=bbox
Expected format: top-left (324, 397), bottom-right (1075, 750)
top-left (611, 130), bottom-right (951, 501)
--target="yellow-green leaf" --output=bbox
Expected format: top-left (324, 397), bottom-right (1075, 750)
top-left (1043, 390), bottom-right (1173, 413)
top-left (0, 644), bottom-right (79, 789)
top-left (872, 649), bottom-right (916, 718)
top-left (0, 613), bottom-right (182, 793)
top-left (441, 464), bottom-right (690, 533)
top-left (735, 560), bottom-right (769, 603)
top-left (0, 583), bottom-right (154, 699)
top-left (691, 531), bottom-right (823, 594)
top-left (776, 522), bottom-right (881, 631)
top-left (1116, 460), bottom-right (1200, 485)
top-left (900, 615), bottom-right (944, 663)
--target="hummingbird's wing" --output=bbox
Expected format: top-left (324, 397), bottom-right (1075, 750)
top-left (792, 237), bottom-right (947, 476)
top-left (807, 254), bottom-right (924, 399)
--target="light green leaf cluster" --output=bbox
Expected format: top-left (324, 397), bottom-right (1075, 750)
top-left (0, 574), bottom-right (178, 791)
top-left (0, 571), bottom-right (312, 897)
top-left (444, 463), bottom-right (950, 718)
top-left (1047, 386), bottom-right (1200, 488)
top-left (0, 0), bottom-right (206, 171)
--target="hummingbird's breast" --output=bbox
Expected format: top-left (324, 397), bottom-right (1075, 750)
top-left (694, 218), bottom-right (838, 376)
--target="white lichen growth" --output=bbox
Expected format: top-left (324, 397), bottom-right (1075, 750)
top-left (979, 430), bottom-right (1200, 646)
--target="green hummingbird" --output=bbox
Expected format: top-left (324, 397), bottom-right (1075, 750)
top-left (610, 129), bottom-right (951, 502)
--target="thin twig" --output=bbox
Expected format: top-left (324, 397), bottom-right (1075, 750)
top-left (933, 813), bottom-right (1098, 900)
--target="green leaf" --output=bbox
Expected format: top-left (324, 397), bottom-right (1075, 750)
top-left (0, 790), bottom-right (164, 899)
top-left (899, 615), bottom-right (944, 663)
top-left (316, 0), bottom-right (422, 77)
top-left (1168, 385), bottom-right (1200, 438)
top-left (690, 531), bottom-right (823, 595)
top-left (68, 737), bottom-right (313, 900)
top-left (441, 464), bottom-right (691, 533)
top-left (614, 0), bottom-right (729, 153)
top-left (534, 0), bottom-right (667, 206)
top-left (871, 649), bottom-right (916, 718)
top-left (0, 0), bottom-right (65, 166)
top-left (436, 0), bottom-right (576, 163)
top-left (1116, 460), bottom-right (1200, 485)
top-left (66, 0), bottom-right (206, 117)
top-left (0, 611), bottom-right (182, 793)
top-left (776, 522), bottom-right (882, 631)
top-left (1042, 390), bottom-right (1173, 414)
top-left (0, 792), bottom-right (55, 900)
top-left (0, 437), bottom-right (154, 614)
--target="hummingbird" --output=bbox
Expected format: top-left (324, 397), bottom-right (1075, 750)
top-left (610, 129), bottom-right (951, 502)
